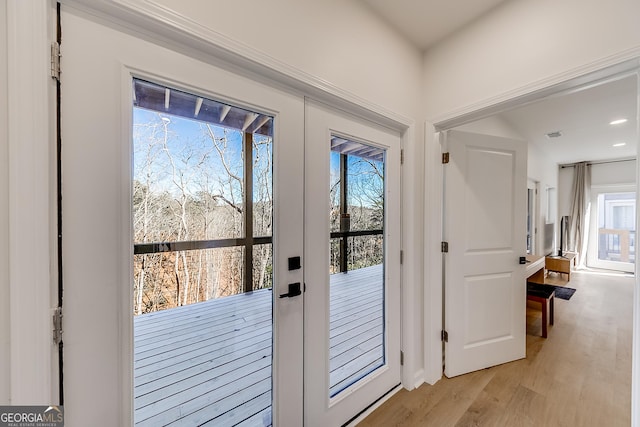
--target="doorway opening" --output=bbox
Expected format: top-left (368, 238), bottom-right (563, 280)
top-left (432, 67), bottom-right (637, 422)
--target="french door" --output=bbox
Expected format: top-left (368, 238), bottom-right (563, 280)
top-left (61, 7), bottom-right (402, 427)
top-left (304, 101), bottom-right (402, 426)
top-left (61, 8), bottom-right (303, 426)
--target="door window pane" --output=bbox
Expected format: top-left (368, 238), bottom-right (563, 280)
top-left (132, 79), bottom-right (273, 426)
top-left (329, 136), bottom-right (385, 397)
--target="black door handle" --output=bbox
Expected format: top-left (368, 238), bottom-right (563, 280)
top-left (279, 282), bottom-right (302, 298)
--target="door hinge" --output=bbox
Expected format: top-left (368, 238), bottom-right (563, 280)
top-left (442, 152), bottom-right (450, 164)
top-left (400, 351), bottom-right (404, 366)
top-left (441, 330), bottom-right (448, 342)
top-left (51, 42), bottom-right (61, 80)
top-left (400, 250), bottom-right (404, 265)
top-left (400, 149), bottom-right (404, 165)
top-left (441, 241), bottom-right (449, 253)
top-left (53, 307), bottom-right (63, 345)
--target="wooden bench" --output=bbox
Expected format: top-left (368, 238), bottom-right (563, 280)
top-left (526, 282), bottom-right (555, 338)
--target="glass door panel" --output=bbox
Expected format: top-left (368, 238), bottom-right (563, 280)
top-left (329, 137), bottom-right (385, 397)
top-left (132, 79), bottom-right (274, 426)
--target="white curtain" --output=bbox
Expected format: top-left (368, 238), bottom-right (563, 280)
top-left (568, 162), bottom-right (591, 267)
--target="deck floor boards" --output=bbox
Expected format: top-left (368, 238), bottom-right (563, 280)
top-left (134, 264), bottom-right (384, 426)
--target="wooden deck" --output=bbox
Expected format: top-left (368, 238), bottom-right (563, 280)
top-left (134, 264), bottom-right (384, 426)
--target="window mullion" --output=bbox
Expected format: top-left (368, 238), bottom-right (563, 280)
top-left (339, 153), bottom-right (349, 273)
top-left (244, 132), bottom-right (254, 292)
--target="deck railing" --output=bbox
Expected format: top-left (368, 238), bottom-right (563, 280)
top-left (598, 228), bottom-right (636, 263)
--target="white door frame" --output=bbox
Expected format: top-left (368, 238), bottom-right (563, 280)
top-left (423, 65), bottom-right (640, 424)
top-left (527, 179), bottom-right (540, 255)
top-left (5, 0), bottom-right (59, 404)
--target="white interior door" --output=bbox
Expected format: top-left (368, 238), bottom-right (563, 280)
top-left (61, 8), bottom-right (303, 426)
top-left (304, 101), bottom-right (401, 426)
top-left (443, 130), bottom-right (527, 377)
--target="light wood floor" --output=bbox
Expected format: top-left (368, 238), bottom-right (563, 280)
top-left (360, 269), bottom-right (634, 426)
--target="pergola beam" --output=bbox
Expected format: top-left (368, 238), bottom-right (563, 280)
top-left (220, 105), bottom-right (231, 122)
top-left (194, 97), bottom-right (203, 117)
top-left (242, 113), bottom-right (259, 131)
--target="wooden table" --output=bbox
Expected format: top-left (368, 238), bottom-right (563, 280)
top-left (545, 252), bottom-right (576, 281)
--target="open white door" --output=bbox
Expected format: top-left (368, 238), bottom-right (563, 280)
top-left (443, 130), bottom-right (527, 377)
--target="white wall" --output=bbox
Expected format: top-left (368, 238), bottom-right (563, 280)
top-left (592, 160), bottom-right (637, 186)
top-left (423, 0), bottom-right (640, 122)
top-left (154, 0), bottom-right (423, 120)
top-left (455, 115), bottom-right (523, 139)
top-left (0, 0), bottom-right (10, 405)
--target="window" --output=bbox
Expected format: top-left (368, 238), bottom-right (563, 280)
top-left (596, 192), bottom-right (635, 265)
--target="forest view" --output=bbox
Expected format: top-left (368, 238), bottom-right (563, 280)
top-left (132, 80), bottom-right (385, 316)
top-left (133, 106), bottom-right (273, 315)
top-left (329, 149), bottom-right (385, 274)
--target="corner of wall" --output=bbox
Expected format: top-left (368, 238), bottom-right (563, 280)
top-left (422, 123), bottom-right (443, 386)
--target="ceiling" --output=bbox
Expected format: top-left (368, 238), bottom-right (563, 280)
top-left (360, 0), bottom-right (510, 50)
top-left (498, 75), bottom-right (638, 165)
top-left (360, 0), bottom-right (637, 166)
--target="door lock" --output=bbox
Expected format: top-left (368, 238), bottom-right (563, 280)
top-left (279, 282), bottom-right (302, 298)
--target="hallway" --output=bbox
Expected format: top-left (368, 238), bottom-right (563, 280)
top-left (361, 269), bottom-right (633, 426)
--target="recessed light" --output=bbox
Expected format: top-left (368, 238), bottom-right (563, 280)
top-left (613, 142), bottom-right (626, 147)
top-left (610, 118), bottom-right (628, 125)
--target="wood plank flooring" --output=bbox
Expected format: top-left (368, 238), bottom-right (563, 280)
top-left (359, 269), bottom-right (633, 427)
top-left (133, 264), bottom-right (383, 426)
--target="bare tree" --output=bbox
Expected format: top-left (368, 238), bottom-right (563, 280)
top-left (133, 110), bottom-right (276, 314)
